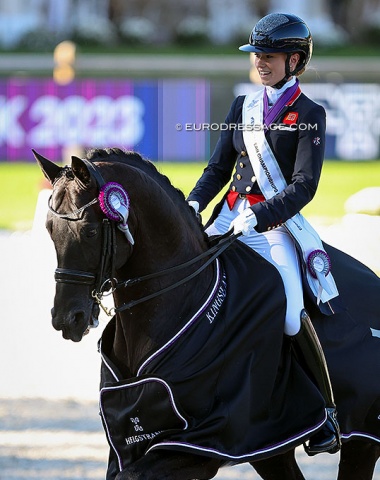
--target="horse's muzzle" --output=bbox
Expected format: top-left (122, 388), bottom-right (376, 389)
top-left (51, 302), bottom-right (100, 342)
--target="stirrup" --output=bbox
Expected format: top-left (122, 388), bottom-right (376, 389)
top-left (304, 408), bottom-right (341, 457)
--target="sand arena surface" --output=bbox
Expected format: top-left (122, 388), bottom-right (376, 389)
top-left (0, 396), bottom-right (343, 480)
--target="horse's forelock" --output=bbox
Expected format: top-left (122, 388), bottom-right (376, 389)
top-left (53, 165), bottom-right (73, 184)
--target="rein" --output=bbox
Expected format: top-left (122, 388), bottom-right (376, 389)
top-left (50, 160), bottom-right (240, 317)
top-left (113, 232), bottom-right (239, 312)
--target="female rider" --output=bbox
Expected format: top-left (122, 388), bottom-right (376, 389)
top-left (187, 13), bottom-right (341, 456)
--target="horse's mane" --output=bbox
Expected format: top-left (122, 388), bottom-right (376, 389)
top-left (85, 147), bottom-right (208, 241)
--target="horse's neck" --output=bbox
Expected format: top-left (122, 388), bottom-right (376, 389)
top-left (111, 226), bottom-right (213, 378)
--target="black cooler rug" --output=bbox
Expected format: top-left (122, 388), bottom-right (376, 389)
top-left (98, 241), bottom-right (329, 478)
top-left (98, 241), bottom-right (380, 479)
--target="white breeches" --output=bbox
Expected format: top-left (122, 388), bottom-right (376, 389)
top-left (206, 198), bottom-right (303, 336)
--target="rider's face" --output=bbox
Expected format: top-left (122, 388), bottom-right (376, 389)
top-left (254, 52), bottom-right (299, 87)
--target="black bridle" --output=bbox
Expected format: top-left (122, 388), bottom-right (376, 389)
top-left (49, 159), bottom-right (239, 318)
top-left (49, 159), bottom-right (117, 316)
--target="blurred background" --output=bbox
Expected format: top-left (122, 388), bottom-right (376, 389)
top-left (1, 1), bottom-right (380, 479)
top-left (0, 0), bottom-right (380, 164)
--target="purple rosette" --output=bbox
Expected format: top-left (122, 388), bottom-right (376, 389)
top-left (99, 182), bottom-right (130, 222)
top-left (307, 249), bottom-right (331, 279)
top-left (99, 182), bottom-right (134, 245)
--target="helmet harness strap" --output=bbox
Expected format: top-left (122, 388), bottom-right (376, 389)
top-left (273, 52), bottom-right (300, 89)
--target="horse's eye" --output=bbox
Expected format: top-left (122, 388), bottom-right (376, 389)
top-left (85, 226), bottom-right (98, 237)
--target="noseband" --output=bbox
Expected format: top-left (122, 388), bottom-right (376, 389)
top-left (55, 268), bottom-right (96, 285)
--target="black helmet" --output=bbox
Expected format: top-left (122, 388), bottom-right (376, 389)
top-left (239, 13), bottom-right (313, 73)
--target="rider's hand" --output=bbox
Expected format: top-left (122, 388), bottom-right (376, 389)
top-left (230, 208), bottom-right (257, 235)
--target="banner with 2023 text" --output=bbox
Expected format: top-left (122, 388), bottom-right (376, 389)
top-left (1, 78), bottom-right (379, 162)
top-left (0, 78), bottom-right (209, 162)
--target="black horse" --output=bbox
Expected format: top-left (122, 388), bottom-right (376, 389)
top-left (34, 148), bottom-right (380, 480)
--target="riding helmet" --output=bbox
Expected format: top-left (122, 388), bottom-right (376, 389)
top-left (239, 13), bottom-right (313, 74)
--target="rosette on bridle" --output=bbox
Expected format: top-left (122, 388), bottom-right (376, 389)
top-left (99, 182), bottom-right (135, 245)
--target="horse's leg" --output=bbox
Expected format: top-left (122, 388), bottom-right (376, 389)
top-left (337, 441), bottom-right (380, 480)
top-left (115, 450), bottom-right (222, 480)
top-left (250, 449), bottom-right (305, 480)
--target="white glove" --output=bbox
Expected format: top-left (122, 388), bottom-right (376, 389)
top-left (188, 200), bottom-right (200, 215)
top-left (230, 208), bottom-right (257, 235)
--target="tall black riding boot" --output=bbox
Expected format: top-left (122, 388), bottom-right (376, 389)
top-left (291, 309), bottom-right (341, 456)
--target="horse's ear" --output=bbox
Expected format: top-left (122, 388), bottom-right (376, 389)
top-left (32, 149), bottom-right (63, 185)
top-left (71, 155), bottom-right (94, 188)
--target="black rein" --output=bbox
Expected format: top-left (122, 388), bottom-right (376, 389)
top-left (113, 231), bottom-right (238, 312)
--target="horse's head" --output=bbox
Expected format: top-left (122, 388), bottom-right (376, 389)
top-left (34, 150), bottom-right (134, 341)
top-left (35, 148), bottom-right (208, 344)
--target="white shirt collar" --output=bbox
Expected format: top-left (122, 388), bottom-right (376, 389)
top-left (265, 76), bottom-right (296, 105)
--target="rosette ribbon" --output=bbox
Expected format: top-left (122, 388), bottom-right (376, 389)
top-left (307, 249), bottom-right (332, 304)
top-left (99, 182), bottom-right (135, 245)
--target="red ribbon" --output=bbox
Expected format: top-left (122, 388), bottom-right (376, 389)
top-left (226, 191), bottom-right (265, 210)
